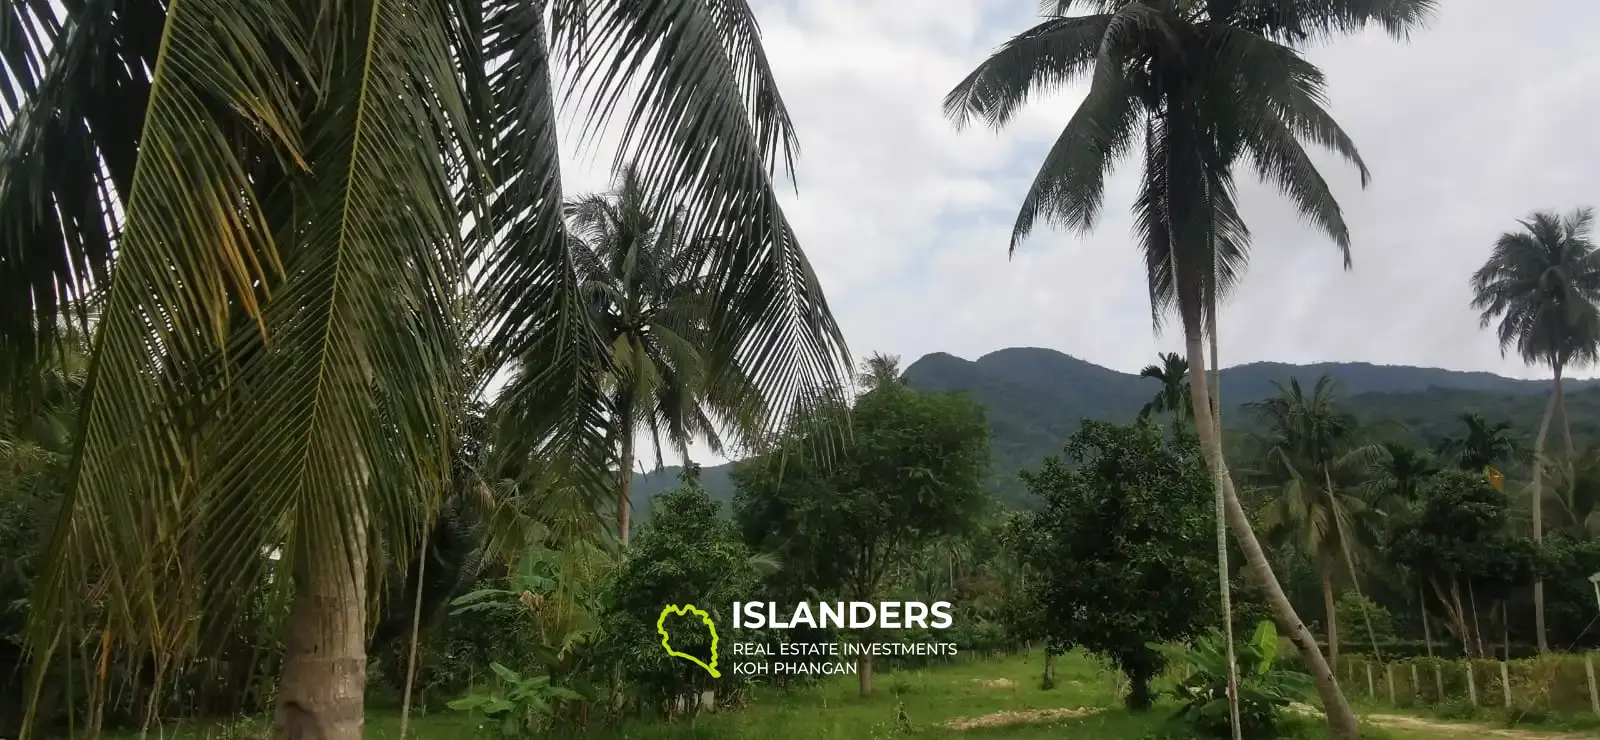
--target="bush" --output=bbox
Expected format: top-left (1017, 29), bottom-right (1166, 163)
top-left (1334, 593), bottom-right (1396, 646)
top-left (595, 482), bottom-right (771, 715)
top-left (1160, 621), bottom-right (1314, 739)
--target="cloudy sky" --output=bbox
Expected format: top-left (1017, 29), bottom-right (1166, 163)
top-left (565, 0), bottom-right (1600, 375)
top-left (560, 1), bottom-right (1600, 465)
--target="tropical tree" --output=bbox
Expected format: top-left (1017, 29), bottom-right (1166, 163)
top-left (1362, 441), bottom-right (1439, 514)
top-left (1439, 412), bottom-right (1520, 472)
top-left (560, 163), bottom-right (757, 547)
top-left (0, 2), bottom-right (849, 737)
top-left (1138, 351), bottom-right (1192, 424)
top-left (1014, 420), bottom-right (1218, 710)
top-left (1242, 377), bottom-right (1384, 673)
top-left (732, 356), bottom-right (991, 696)
top-left (1469, 207), bottom-right (1600, 653)
top-left (943, 3), bottom-right (1436, 737)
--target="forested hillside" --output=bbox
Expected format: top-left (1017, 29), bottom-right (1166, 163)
top-left (631, 348), bottom-right (1594, 512)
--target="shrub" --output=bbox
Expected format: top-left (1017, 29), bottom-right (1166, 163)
top-left (1159, 621), bottom-right (1314, 739)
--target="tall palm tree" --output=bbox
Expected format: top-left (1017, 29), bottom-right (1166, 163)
top-left (1138, 352), bottom-right (1192, 424)
top-left (1469, 207), bottom-right (1600, 654)
top-left (1243, 376), bottom-right (1384, 674)
top-left (558, 163), bottom-right (758, 548)
top-left (944, 3), bottom-right (1436, 736)
top-left (0, 1), bottom-right (849, 736)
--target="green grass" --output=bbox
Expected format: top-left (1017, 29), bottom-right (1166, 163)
top-left (137, 651), bottom-right (1571, 739)
top-left (393, 651), bottom-right (1354, 740)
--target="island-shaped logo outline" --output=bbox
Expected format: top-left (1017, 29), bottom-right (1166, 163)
top-left (657, 604), bottom-right (721, 678)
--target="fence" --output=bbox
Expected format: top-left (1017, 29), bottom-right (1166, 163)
top-left (1328, 652), bottom-right (1600, 717)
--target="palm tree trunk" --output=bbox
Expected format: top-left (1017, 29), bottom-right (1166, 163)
top-left (277, 537), bottom-right (369, 740)
top-left (1209, 320), bottom-right (1243, 740)
top-left (619, 430), bottom-right (636, 548)
top-left (1532, 381), bottom-right (1555, 654)
top-left (1182, 324), bottom-right (1361, 740)
top-left (1557, 362), bottom-right (1576, 465)
top-left (1322, 563), bottom-right (1339, 675)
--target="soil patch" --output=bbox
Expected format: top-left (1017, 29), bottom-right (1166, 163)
top-left (942, 707), bottom-right (1100, 730)
top-left (969, 678), bottom-right (1016, 689)
top-left (1287, 702), bottom-right (1588, 738)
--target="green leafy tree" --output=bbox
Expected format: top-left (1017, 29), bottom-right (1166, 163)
top-left (1471, 207), bottom-right (1600, 653)
top-left (732, 355), bottom-right (990, 696)
top-left (1138, 352), bottom-right (1192, 424)
top-left (1385, 470), bottom-right (1540, 658)
top-left (595, 478), bottom-right (770, 715)
top-left (1013, 421), bottom-right (1218, 710)
top-left (943, 4), bottom-right (1436, 736)
top-left (1, 2), bottom-right (850, 735)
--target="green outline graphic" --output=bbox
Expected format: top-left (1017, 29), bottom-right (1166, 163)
top-left (657, 604), bottom-right (720, 678)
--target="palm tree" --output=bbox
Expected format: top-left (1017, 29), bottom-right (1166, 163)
top-left (1362, 441), bottom-right (1439, 514)
top-left (0, 2), bottom-right (849, 736)
top-left (1469, 207), bottom-right (1600, 653)
top-left (858, 353), bottom-right (907, 391)
top-left (1439, 412), bottom-right (1520, 472)
top-left (558, 163), bottom-right (758, 547)
top-left (1138, 352), bottom-right (1192, 424)
top-left (1243, 377), bottom-right (1384, 674)
top-left (944, 4), bottom-right (1436, 736)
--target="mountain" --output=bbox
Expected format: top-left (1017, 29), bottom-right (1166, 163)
top-left (628, 348), bottom-right (1592, 514)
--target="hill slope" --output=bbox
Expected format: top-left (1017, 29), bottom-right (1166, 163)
top-left (628, 348), bottom-right (1590, 514)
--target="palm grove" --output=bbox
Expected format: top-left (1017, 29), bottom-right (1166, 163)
top-left (2, 1), bottom-right (1597, 740)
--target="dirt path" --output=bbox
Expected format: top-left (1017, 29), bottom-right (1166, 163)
top-left (941, 707), bottom-right (1101, 730)
top-left (1361, 713), bottom-right (1590, 739)
top-left (1288, 702), bottom-right (1589, 739)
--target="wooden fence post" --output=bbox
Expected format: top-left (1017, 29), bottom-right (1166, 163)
top-left (1410, 663), bottom-right (1419, 701)
top-left (1366, 663), bottom-right (1375, 698)
top-left (1387, 663), bottom-right (1396, 705)
top-left (1499, 661), bottom-right (1511, 709)
top-left (1585, 653), bottom-right (1599, 717)
top-left (1466, 662), bottom-right (1477, 706)
top-left (1433, 662), bottom-right (1444, 702)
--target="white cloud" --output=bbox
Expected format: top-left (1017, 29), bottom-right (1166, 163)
top-left (560, 0), bottom-right (1600, 467)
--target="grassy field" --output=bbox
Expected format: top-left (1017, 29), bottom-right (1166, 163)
top-left (140, 651), bottom-right (1590, 739)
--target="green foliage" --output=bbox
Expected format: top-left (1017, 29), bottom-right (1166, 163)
top-left (1158, 622), bottom-right (1315, 739)
top-left (597, 484), bottom-right (768, 713)
top-left (1386, 471), bottom-right (1540, 597)
top-left (1333, 593), bottom-right (1396, 646)
top-left (1385, 470), bottom-right (1542, 653)
top-left (447, 662), bottom-right (586, 739)
top-left (1011, 421), bottom-right (1217, 710)
top-left (732, 371), bottom-right (990, 607)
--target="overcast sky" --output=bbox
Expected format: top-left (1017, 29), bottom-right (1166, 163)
top-left (561, 1), bottom-right (1600, 466)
